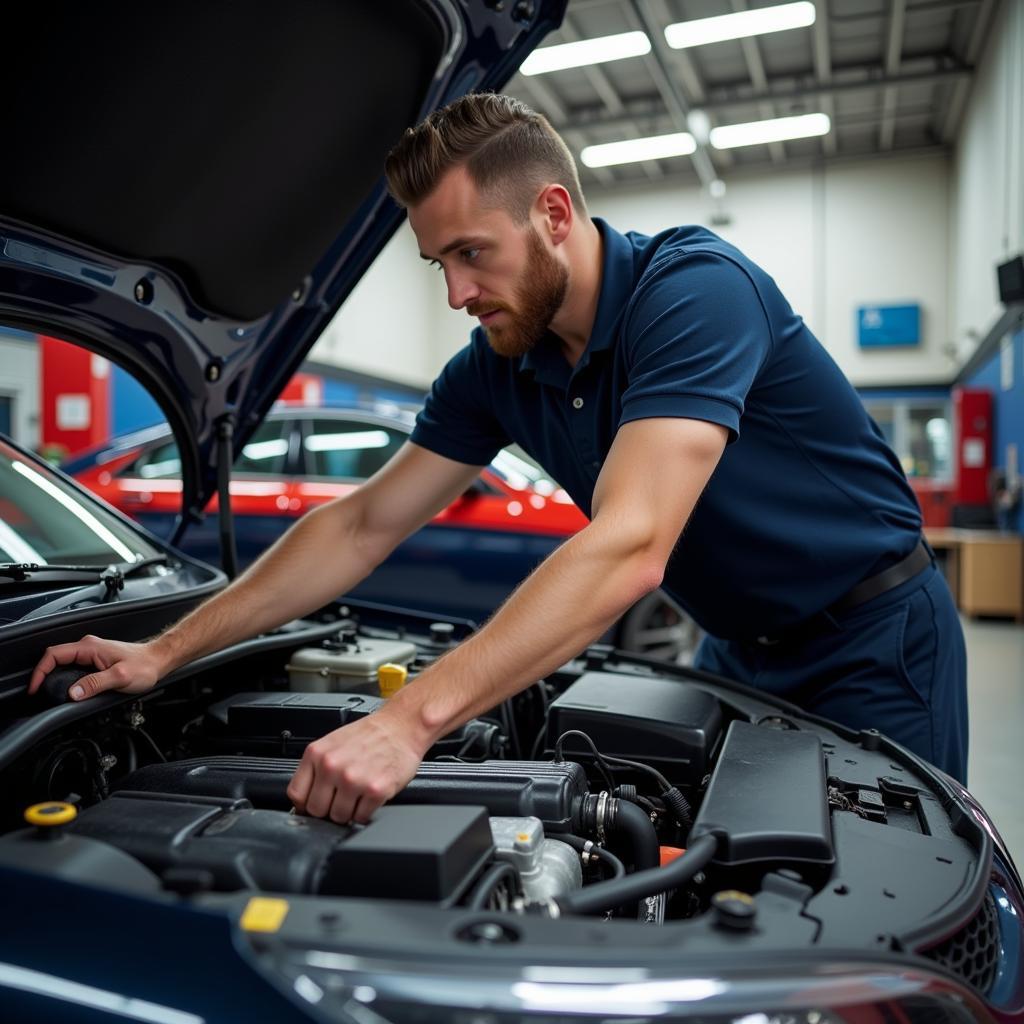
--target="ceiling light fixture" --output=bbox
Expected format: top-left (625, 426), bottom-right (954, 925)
top-left (580, 132), bottom-right (696, 168)
top-left (709, 112), bottom-right (831, 149)
top-left (665, 1), bottom-right (815, 49)
top-left (519, 31), bottom-right (651, 76)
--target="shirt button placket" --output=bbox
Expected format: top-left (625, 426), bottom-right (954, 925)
top-left (569, 388), bottom-right (597, 476)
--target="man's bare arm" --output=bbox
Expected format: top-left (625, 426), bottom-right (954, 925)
top-left (288, 417), bottom-right (728, 822)
top-left (29, 442), bottom-right (484, 699)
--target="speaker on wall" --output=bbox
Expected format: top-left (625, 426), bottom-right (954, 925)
top-left (997, 254), bottom-right (1024, 305)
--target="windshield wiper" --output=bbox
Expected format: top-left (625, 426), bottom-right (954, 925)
top-left (0, 556), bottom-right (175, 600)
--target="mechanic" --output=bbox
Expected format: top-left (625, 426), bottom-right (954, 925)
top-left (31, 93), bottom-right (968, 823)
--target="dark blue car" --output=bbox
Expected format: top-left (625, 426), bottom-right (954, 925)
top-left (0, 3), bottom-right (1022, 1023)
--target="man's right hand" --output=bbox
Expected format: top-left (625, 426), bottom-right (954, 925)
top-left (29, 636), bottom-right (167, 702)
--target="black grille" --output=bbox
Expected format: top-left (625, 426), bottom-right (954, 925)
top-left (922, 891), bottom-right (1000, 994)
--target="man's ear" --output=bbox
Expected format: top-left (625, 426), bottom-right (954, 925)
top-left (536, 184), bottom-right (573, 245)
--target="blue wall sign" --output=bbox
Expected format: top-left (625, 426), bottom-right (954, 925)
top-left (857, 304), bottom-right (921, 348)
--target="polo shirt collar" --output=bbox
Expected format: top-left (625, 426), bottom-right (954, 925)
top-left (519, 217), bottom-right (637, 385)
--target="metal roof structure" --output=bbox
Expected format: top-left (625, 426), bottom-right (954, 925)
top-left (505, 0), bottom-right (1000, 188)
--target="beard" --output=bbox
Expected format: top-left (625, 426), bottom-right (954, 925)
top-left (468, 227), bottom-right (569, 359)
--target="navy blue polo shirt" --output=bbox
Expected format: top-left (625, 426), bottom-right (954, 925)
top-left (411, 218), bottom-right (921, 640)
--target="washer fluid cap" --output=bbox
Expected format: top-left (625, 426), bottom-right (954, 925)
top-left (25, 801), bottom-right (77, 827)
top-left (378, 663), bottom-right (408, 699)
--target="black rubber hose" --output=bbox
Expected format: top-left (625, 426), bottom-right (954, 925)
top-left (554, 833), bottom-right (718, 917)
top-left (558, 834), bottom-right (626, 879)
top-left (466, 861), bottom-right (520, 911)
top-left (610, 798), bottom-right (660, 872)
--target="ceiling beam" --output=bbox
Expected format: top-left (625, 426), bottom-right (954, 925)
top-left (628, 0), bottom-right (735, 170)
top-left (563, 66), bottom-right (973, 131)
top-left (879, 0), bottom-right (907, 149)
top-left (515, 73), bottom-right (569, 126)
top-left (812, 0), bottom-right (838, 155)
top-left (731, 0), bottom-right (786, 163)
top-left (560, 13), bottom-right (663, 182)
top-left (559, 14), bottom-right (624, 119)
top-left (941, 0), bottom-right (996, 142)
top-left (627, 0), bottom-right (719, 187)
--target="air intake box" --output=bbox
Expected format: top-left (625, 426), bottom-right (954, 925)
top-left (689, 720), bottom-right (833, 867)
top-left (546, 672), bottom-right (722, 787)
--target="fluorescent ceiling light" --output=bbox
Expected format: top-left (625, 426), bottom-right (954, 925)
top-left (520, 31), bottom-right (650, 76)
top-left (581, 132), bottom-right (696, 168)
top-left (665, 1), bottom-right (815, 49)
top-left (710, 112), bottom-right (831, 149)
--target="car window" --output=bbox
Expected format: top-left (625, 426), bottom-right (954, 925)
top-left (0, 441), bottom-right (157, 565)
top-left (304, 420), bottom-right (406, 480)
top-left (122, 420), bottom-right (291, 479)
top-left (234, 420), bottom-right (291, 475)
top-left (124, 438), bottom-right (181, 480)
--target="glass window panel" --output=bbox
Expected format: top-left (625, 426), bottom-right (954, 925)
top-left (122, 420), bottom-right (290, 480)
top-left (304, 421), bottom-right (405, 480)
top-left (906, 404), bottom-right (951, 479)
top-left (0, 441), bottom-right (157, 564)
top-left (235, 420), bottom-right (290, 476)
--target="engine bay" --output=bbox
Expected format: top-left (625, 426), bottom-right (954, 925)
top-left (0, 606), bottom-right (1002, 997)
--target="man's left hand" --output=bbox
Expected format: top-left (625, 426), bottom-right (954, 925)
top-left (287, 712), bottom-right (426, 824)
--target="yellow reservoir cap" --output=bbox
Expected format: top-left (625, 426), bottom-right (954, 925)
top-left (378, 662), bottom-right (408, 699)
top-left (25, 802), bottom-right (77, 827)
top-left (240, 897), bottom-right (290, 933)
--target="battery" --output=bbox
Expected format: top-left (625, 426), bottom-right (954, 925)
top-left (546, 671), bottom-right (722, 788)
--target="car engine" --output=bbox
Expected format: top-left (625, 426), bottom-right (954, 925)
top-left (0, 606), bottom-right (1013, 1002)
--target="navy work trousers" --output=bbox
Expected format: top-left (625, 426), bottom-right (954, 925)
top-left (694, 564), bottom-right (969, 783)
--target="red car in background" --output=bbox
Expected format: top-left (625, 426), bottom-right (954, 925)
top-left (65, 405), bottom-right (701, 662)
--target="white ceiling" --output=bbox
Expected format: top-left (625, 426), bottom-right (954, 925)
top-left (505, 0), bottom-right (1000, 187)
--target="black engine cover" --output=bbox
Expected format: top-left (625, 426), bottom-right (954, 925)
top-left (117, 757), bottom-right (589, 831)
top-left (71, 790), bottom-right (493, 903)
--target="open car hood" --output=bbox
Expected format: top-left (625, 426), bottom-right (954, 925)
top-left (0, 0), bottom-right (565, 531)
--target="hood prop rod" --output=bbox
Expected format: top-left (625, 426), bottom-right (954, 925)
top-left (215, 415), bottom-right (238, 579)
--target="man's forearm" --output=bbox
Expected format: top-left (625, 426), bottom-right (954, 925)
top-left (150, 499), bottom-right (387, 675)
top-left (383, 515), bottom-right (663, 748)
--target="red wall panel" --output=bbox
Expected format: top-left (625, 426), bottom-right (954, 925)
top-left (39, 336), bottom-right (110, 458)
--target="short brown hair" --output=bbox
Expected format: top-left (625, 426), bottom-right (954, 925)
top-left (384, 92), bottom-right (586, 221)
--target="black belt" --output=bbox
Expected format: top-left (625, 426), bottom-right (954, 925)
top-left (754, 539), bottom-right (932, 647)
top-left (828, 539), bottom-right (932, 615)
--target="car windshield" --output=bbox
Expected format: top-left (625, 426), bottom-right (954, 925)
top-left (0, 439), bottom-right (158, 566)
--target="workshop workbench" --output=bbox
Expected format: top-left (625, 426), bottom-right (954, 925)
top-left (925, 528), bottom-right (1024, 621)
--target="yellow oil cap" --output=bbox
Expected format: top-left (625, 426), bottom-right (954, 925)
top-left (377, 662), bottom-right (408, 699)
top-left (25, 801), bottom-right (77, 827)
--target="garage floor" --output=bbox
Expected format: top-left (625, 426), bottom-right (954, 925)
top-left (964, 617), bottom-right (1024, 865)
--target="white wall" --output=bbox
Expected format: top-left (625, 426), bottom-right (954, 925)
top-left (317, 154), bottom-right (954, 389)
top-left (310, 223), bottom-right (443, 387)
top-left (949, 0), bottom-right (1024, 357)
top-left (586, 154), bottom-right (952, 386)
top-left (0, 334), bottom-right (40, 448)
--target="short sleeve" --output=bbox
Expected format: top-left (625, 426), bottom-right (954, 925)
top-left (619, 251), bottom-right (774, 442)
top-left (411, 334), bottom-right (510, 465)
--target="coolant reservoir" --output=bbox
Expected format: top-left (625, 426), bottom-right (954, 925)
top-left (0, 802), bottom-right (159, 892)
top-left (286, 634), bottom-right (416, 693)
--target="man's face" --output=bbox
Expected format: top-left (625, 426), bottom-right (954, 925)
top-left (408, 165), bottom-right (568, 358)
